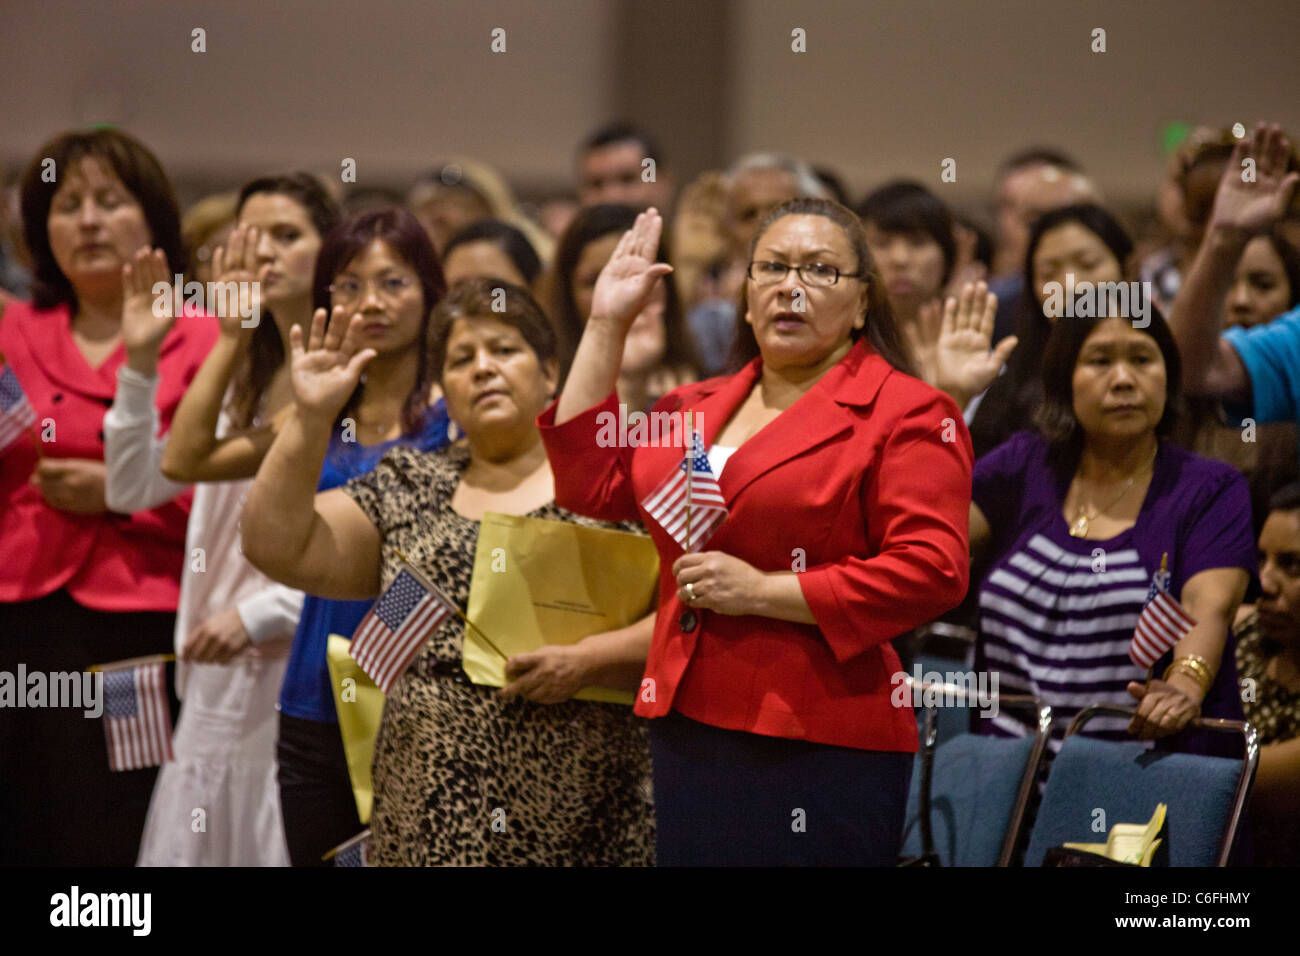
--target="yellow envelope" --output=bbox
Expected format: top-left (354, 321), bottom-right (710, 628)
top-left (326, 634), bottom-right (386, 824)
top-left (463, 513), bottom-right (660, 704)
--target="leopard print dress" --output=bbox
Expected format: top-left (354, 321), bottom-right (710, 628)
top-left (342, 442), bottom-right (655, 866)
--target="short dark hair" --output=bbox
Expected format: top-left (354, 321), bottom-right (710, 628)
top-left (428, 278), bottom-right (558, 385)
top-left (550, 203), bottom-right (699, 377)
top-left (1033, 303), bottom-right (1182, 472)
top-left (855, 180), bottom-right (957, 285)
top-left (21, 128), bottom-right (184, 311)
top-left (228, 172), bottom-right (341, 429)
top-left (729, 197), bottom-right (915, 377)
top-left (442, 219), bottom-right (542, 285)
top-left (312, 208), bottom-right (447, 435)
top-left (1268, 481), bottom-right (1300, 514)
top-left (580, 122), bottom-right (663, 165)
top-left (997, 147), bottom-right (1083, 181)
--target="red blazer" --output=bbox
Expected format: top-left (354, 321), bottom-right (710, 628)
top-left (538, 338), bottom-right (974, 752)
top-left (0, 300), bottom-right (217, 612)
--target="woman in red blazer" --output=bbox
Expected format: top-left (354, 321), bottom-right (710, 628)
top-left (0, 129), bottom-right (215, 866)
top-left (539, 199), bottom-right (973, 865)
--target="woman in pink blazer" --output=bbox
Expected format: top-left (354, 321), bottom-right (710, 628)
top-left (0, 129), bottom-right (215, 866)
top-left (539, 199), bottom-right (974, 865)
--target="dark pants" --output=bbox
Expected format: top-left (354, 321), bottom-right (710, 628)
top-left (276, 712), bottom-right (362, 866)
top-left (648, 710), bottom-right (913, 866)
top-left (0, 590), bottom-right (177, 866)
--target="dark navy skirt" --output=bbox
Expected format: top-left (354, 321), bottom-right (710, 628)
top-left (648, 710), bottom-right (913, 866)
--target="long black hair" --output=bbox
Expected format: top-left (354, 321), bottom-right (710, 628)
top-left (968, 203), bottom-right (1133, 458)
top-left (311, 208), bottom-right (447, 435)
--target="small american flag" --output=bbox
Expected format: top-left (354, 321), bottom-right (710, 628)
top-left (0, 364), bottom-right (37, 453)
top-left (1130, 559), bottom-right (1197, 669)
top-left (331, 829), bottom-right (371, 867)
top-left (641, 430), bottom-right (728, 552)
top-left (350, 564), bottom-right (455, 692)
top-left (102, 662), bottom-right (174, 772)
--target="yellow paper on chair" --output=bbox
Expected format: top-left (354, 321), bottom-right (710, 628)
top-left (463, 512), bottom-right (660, 705)
top-left (1064, 802), bottom-right (1168, 866)
top-left (326, 634), bottom-right (386, 824)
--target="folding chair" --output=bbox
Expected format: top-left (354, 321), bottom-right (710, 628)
top-left (1022, 705), bottom-right (1259, 867)
top-left (898, 673), bottom-right (1051, 867)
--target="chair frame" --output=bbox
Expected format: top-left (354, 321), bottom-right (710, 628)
top-left (903, 673), bottom-right (1052, 866)
top-left (1052, 704), bottom-right (1260, 867)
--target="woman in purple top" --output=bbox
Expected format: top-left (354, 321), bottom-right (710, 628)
top-left (969, 305), bottom-right (1257, 754)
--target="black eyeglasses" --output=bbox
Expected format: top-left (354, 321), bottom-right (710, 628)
top-left (747, 260), bottom-right (865, 287)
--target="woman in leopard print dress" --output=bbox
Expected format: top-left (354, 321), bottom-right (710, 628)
top-left (242, 279), bottom-right (655, 865)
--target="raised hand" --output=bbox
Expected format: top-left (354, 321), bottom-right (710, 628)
top-left (121, 247), bottom-right (175, 375)
top-left (1209, 123), bottom-right (1300, 240)
top-left (210, 224), bottom-right (268, 337)
top-left (289, 306), bottom-right (376, 423)
top-left (588, 208), bottom-right (674, 330)
top-left (935, 281), bottom-right (1016, 406)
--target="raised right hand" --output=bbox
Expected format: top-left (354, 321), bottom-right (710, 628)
top-left (935, 281), bottom-right (1016, 405)
top-left (210, 224), bottom-right (269, 337)
top-left (589, 208), bottom-right (674, 330)
top-left (289, 306), bottom-right (376, 423)
top-left (1209, 123), bottom-right (1300, 240)
top-left (121, 246), bottom-right (175, 374)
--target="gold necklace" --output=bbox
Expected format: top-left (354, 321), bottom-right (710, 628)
top-left (1068, 446), bottom-right (1158, 538)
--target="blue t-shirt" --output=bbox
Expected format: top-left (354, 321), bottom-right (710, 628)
top-left (1222, 304), bottom-right (1300, 430)
top-left (278, 400), bottom-right (451, 722)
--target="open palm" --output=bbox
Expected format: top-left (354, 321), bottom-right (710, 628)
top-left (121, 247), bottom-right (176, 357)
top-left (211, 224), bottom-right (268, 335)
top-left (935, 282), bottom-right (1017, 403)
top-left (290, 307), bottom-right (376, 421)
top-left (589, 208), bottom-right (674, 329)
top-left (1210, 123), bottom-right (1300, 238)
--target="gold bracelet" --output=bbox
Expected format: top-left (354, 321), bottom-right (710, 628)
top-left (1163, 657), bottom-right (1213, 696)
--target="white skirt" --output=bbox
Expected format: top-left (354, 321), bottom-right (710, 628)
top-left (136, 650), bottom-right (290, 867)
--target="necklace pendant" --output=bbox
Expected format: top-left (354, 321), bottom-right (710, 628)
top-left (1069, 515), bottom-right (1090, 538)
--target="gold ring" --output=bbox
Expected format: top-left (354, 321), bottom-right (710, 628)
top-left (685, 582), bottom-right (696, 603)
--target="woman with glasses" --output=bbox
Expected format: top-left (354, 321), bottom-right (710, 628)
top-left (539, 199), bottom-right (975, 865)
top-left (245, 208), bottom-right (452, 865)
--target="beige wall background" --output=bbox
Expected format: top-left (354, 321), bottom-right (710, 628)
top-left (3, 0), bottom-right (1299, 212)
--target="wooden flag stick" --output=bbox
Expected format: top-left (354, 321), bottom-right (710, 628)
top-left (392, 548), bottom-right (509, 662)
top-left (685, 409), bottom-right (693, 552)
top-left (88, 653), bottom-right (176, 674)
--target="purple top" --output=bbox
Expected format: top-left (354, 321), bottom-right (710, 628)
top-left (972, 431), bottom-right (1257, 753)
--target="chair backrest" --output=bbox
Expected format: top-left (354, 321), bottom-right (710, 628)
top-left (900, 672), bottom-right (1051, 866)
top-left (1023, 706), bottom-right (1259, 867)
